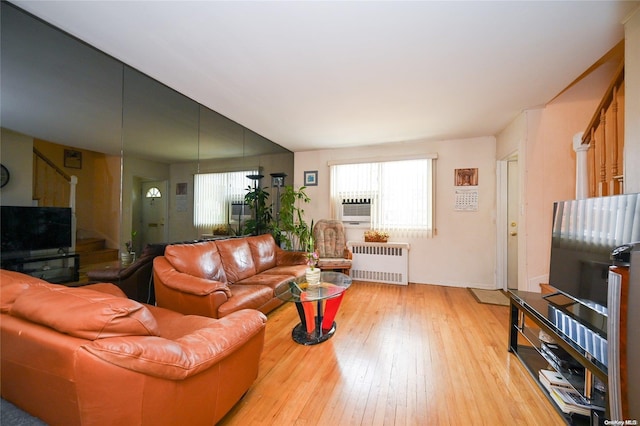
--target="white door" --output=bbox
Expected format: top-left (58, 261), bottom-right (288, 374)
top-left (141, 181), bottom-right (168, 246)
top-left (507, 159), bottom-right (519, 289)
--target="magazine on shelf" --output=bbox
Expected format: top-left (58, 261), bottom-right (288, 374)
top-left (542, 381), bottom-right (605, 416)
top-left (551, 387), bottom-right (594, 416)
top-left (548, 388), bottom-right (588, 416)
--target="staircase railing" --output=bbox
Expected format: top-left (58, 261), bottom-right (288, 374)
top-left (33, 147), bottom-right (72, 207)
top-left (581, 62), bottom-right (625, 197)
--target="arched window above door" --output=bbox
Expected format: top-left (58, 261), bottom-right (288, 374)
top-left (146, 187), bottom-right (162, 198)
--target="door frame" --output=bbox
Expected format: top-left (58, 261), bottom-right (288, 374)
top-left (496, 151), bottom-right (519, 291)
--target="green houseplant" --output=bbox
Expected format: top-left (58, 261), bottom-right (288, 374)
top-left (243, 184), bottom-right (272, 235)
top-left (275, 185), bottom-right (311, 251)
top-left (121, 230), bottom-right (137, 266)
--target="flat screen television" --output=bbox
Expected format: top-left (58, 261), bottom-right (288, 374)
top-left (1, 206), bottom-right (72, 257)
top-left (547, 193), bottom-right (640, 312)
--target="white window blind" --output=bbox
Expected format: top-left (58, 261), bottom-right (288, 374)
top-left (193, 170), bottom-right (257, 230)
top-left (330, 157), bottom-right (435, 237)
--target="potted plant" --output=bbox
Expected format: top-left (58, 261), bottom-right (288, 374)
top-left (122, 230), bottom-right (137, 266)
top-left (305, 234), bottom-right (320, 286)
top-left (243, 184), bottom-right (272, 236)
top-left (364, 230), bottom-right (389, 242)
top-left (275, 185), bottom-right (311, 251)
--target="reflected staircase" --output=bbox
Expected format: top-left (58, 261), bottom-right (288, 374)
top-left (75, 238), bottom-right (119, 265)
top-left (33, 149), bottom-right (119, 283)
top-left (74, 238), bottom-right (119, 284)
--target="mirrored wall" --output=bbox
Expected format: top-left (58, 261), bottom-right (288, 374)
top-left (1, 3), bottom-right (293, 260)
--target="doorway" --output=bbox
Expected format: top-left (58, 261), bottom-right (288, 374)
top-left (497, 154), bottom-right (520, 291)
top-left (141, 180), bottom-right (168, 247)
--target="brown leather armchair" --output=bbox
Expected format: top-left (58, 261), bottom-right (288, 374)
top-left (87, 243), bottom-right (167, 303)
top-left (313, 219), bottom-right (353, 275)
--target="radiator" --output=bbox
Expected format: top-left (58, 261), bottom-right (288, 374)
top-left (347, 241), bottom-right (410, 285)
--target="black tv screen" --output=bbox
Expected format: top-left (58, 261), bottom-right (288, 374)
top-left (1, 206), bottom-right (72, 255)
top-left (548, 193), bottom-right (640, 310)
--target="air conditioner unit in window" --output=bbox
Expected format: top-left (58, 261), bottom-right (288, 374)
top-left (229, 202), bottom-right (252, 223)
top-left (341, 199), bottom-right (371, 223)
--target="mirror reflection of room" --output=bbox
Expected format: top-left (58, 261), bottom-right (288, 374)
top-left (0, 2), bottom-right (293, 285)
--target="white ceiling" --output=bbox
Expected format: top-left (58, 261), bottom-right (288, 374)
top-left (11, 0), bottom-right (639, 153)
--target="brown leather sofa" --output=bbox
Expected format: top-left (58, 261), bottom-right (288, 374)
top-left (154, 234), bottom-right (308, 318)
top-left (87, 243), bottom-right (167, 304)
top-left (0, 269), bottom-right (267, 426)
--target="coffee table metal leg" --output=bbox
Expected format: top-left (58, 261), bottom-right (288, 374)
top-left (291, 300), bottom-right (337, 345)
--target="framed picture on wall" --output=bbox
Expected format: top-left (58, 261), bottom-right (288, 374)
top-left (454, 168), bottom-right (478, 186)
top-left (64, 149), bottom-right (82, 169)
top-left (304, 170), bottom-right (318, 186)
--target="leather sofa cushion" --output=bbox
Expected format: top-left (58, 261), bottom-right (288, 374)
top-left (0, 269), bottom-right (52, 313)
top-left (216, 284), bottom-right (274, 317)
top-left (83, 282), bottom-right (129, 298)
top-left (164, 241), bottom-right (228, 283)
top-left (235, 273), bottom-right (293, 290)
top-left (247, 234), bottom-right (278, 273)
top-left (216, 238), bottom-right (257, 283)
top-left (10, 285), bottom-right (160, 340)
top-left (83, 309), bottom-right (267, 380)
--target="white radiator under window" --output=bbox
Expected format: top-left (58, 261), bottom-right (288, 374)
top-left (347, 241), bottom-right (410, 285)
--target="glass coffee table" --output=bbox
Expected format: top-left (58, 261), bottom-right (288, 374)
top-left (275, 271), bottom-right (352, 345)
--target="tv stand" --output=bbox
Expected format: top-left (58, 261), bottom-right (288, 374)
top-left (1, 252), bottom-right (80, 284)
top-left (508, 290), bottom-right (609, 425)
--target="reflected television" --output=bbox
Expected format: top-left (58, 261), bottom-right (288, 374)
top-left (1, 206), bottom-right (72, 257)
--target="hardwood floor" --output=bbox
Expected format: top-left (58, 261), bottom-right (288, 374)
top-left (218, 282), bottom-right (564, 425)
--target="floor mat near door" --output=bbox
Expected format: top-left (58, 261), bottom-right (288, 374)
top-left (468, 288), bottom-right (509, 306)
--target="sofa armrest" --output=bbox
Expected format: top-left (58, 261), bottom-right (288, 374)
top-left (86, 267), bottom-right (126, 282)
top-left (82, 309), bottom-right (267, 380)
top-left (153, 257), bottom-right (231, 297)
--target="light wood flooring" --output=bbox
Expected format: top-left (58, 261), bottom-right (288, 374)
top-left (218, 282), bottom-right (564, 426)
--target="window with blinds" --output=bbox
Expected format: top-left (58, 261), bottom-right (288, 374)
top-left (329, 157), bottom-right (436, 238)
top-left (193, 170), bottom-right (257, 229)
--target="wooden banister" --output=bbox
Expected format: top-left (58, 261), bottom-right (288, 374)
top-left (32, 147), bottom-right (72, 208)
top-left (581, 61), bottom-right (625, 197)
top-left (33, 147), bottom-right (71, 182)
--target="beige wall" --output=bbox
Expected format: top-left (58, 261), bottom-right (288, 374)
top-left (625, 7), bottom-right (640, 193)
top-left (525, 69), bottom-right (616, 290)
top-left (0, 128), bottom-right (34, 206)
top-left (295, 136), bottom-right (497, 288)
top-left (496, 112), bottom-right (525, 161)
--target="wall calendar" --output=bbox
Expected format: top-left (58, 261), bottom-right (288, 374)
top-left (454, 188), bottom-right (479, 211)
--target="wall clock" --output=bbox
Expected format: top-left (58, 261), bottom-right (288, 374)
top-left (0, 164), bottom-right (9, 188)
